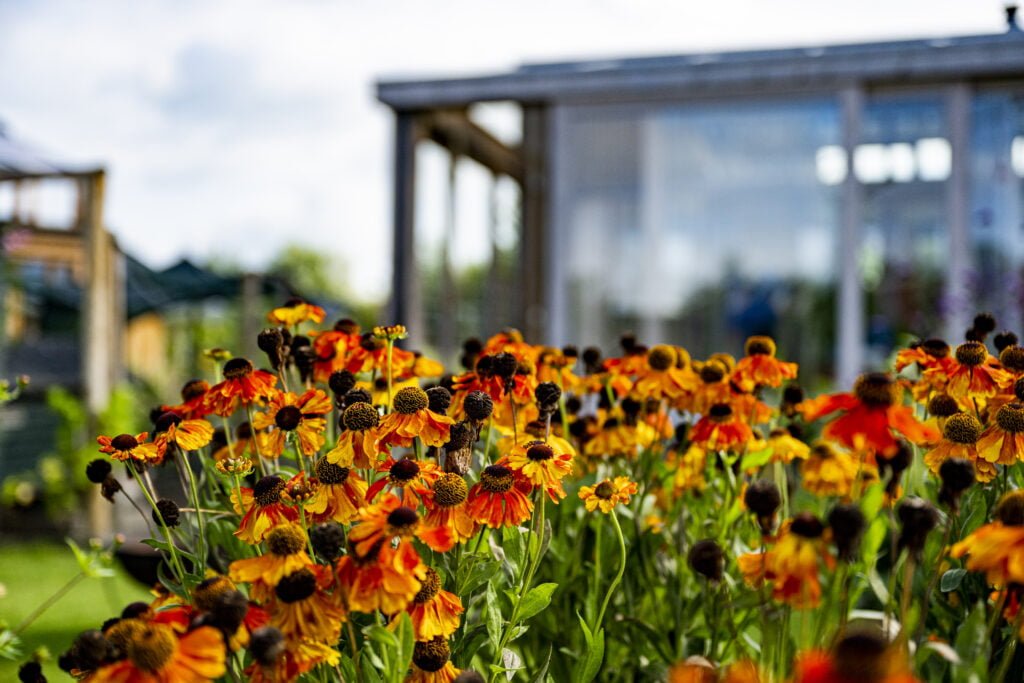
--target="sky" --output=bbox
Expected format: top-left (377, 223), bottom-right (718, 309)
top-left (0, 0), bottom-right (1009, 303)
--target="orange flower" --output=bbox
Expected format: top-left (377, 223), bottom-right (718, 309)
top-left (689, 403), bottom-right (753, 451)
top-left (305, 457), bottom-right (367, 524)
top-left (229, 523), bottom-right (314, 599)
top-left (348, 493), bottom-right (454, 557)
top-left (950, 492), bottom-right (1024, 586)
top-left (800, 373), bottom-right (938, 457)
top-left (310, 320), bottom-right (362, 382)
top-left (205, 358), bottom-right (278, 417)
top-left (365, 457), bottom-right (442, 508)
top-left (327, 401), bottom-right (382, 469)
top-left (500, 439), bottom-right (574, 502)
top-left (732, 336), bottom-right (798, 391)
top-left (793, 630), bottom-right (919, 683)
top-left (632, 345), bottom-right (698, 401)
top-left (247, 638), bottom-right (340, 683)
top-left (391, 567), bottom-right (464, 640)
top-left (269, 566), bottom-right (346, 643)
top-left (163, 378), bottom-right (213, 420)
top-left (466, 464), bottom-right (534, 528)
top-left (923, 412), bottom-right (993, 482)
top-left (153, 412), bottom-right (215, 452)
top-left (267, 297), bottom-right (326, 327)
top-left (97, 432), bottom-right (164, 463)
top-left (765, 427), bottom-right (810, 464)
top-left (89, 621), bottom-right (225, 683)
top-left (977, 402), bottom-right (1024, 466)
top-left (578, 476), bottom-right (638, 513)
top-left (233, 475), bottom-right (300, 544)
top-left (377, 387), bottom-right (454, 449)
top-left (928, 341), bottom-right (1010, 401)
top-left (406, 637), bottom-right (461, 682)
top-left (252, 388), bottom-right (331, 458)
top-left (422, 473), bottom-right (478, 546)
top-left (583, 416), bottom-right (641, 458)
top-left (337, 539), bottom-right (427, 614)
top-left (800, 443), bottom-right (862, 498)
top-left (738, 514), bottom-right (833, 608)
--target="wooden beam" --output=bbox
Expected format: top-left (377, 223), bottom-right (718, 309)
top-left (422, 110), bottom-right (523, 182)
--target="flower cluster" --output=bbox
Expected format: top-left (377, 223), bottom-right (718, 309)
top-left (22, 304), bottom-right (1024, 682)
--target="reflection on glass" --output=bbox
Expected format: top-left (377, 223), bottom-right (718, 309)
top-left (859, 96), bottom-right (948, 367)
top-left (557, 99), bottom-right (840, 380)
top-left (970, 91), bottom-right (1024, 336)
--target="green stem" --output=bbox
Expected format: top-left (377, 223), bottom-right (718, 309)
top-left (386, 340), bottom-right (395, 411)
top-left (996, 605), bottom-right (1024, 682)
top-left (179, 451), bottom-right (206, 570)
top-left (136, 471), bottom-right (190, 592)
top-left (14, 572), bottom-right (85, 634)
top-left (594, 511), bottom-right (627, 632)
top-left (491, 495), bottom-right (547, 679)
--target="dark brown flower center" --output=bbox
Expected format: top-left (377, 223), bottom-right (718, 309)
top-left (414, 567), bottom-right (442, 604)
top-left (254, 475), bottom-right (285, 506)
top-left (274, 569), bottom-right (317, 603)
top-left (594, 481), bottom-right (615, 500)
top-left (1001, 346), bottom-right (1024, 373)
top-left (955, 342), bottom-right (987, 367)
top-left (412, 636), bottom-right (451, 672)
top-left (853, 372), bottom-right (897, 407)
top-left (526, 442), bottom-right (554, 462)
top-left (223, 358), bottom-right (254, 380)
top-left (181, 378), bottom-right (210, 402)
top-left (943, 412), bottom-right (982, 444)
top-left (708, 403), bottom-right (733, 422)
top-left (266, 524), bottom-right (306, 556)
top-left (315, 458), bottom-right (350, 485)
top-left (344, 402), bottom-right (380, 431)
top-left (480, 465), bottom-right (514, 493)
top-left (647, 345), bottom-right (676, 371)
top-left (432, 473), bottom-right (468, 507)
top-left (790, 513), bottom-right (824, 539)
top-left (997, 403), bottom-right (1024, 434)
top-left (927, 393), bottom-right (960, 418)
top-left (745, 336), bottom-right (776, 357)
top-left (275, 405), bottom-right (303, 431)
top-left (389, 458), bottom-right (420, 483)
top-left (111, 434), bottom-right (139, 451)
top-left (126, 623), bottom-right (176, 673)
top-left (393, 387), bottom-right (429, 414)
top-left (386, 506), bottom-right (420, 534)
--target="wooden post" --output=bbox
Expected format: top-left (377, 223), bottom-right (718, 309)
top-left (389, 111), bottom-right (423, 347)
top-left (81, 170), bottom-right (115, 539)
top-left (520, 104), bottom-right (549, 343)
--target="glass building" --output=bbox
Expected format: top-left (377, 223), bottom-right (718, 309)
top-left (377, 20), bottom-right (1024, 386)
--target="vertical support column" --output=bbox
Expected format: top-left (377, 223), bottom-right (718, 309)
top-left (521, 104), bottom-right (549, 343)
top-left (837, 86), bottom-right (865, 388)
top-left (945, 84), bottom-right (972, 343)
top-left (81, 170), bottom-right (115, 539)
top-left (240, 273), bottom-right (262, 362)
top-left (438, 151), bottom-right (458, 359)
top-left (389, 111), bottom-right (423, 347)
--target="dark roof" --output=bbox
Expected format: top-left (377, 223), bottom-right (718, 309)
top-left (377, 30), bottom-right (1024, 109)
top-left (0, 121), bottom-right (100, 180)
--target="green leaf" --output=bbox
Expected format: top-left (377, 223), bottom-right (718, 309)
top-left (576, 611), bottom-right (593, 647)
top-left (739, 446), bottom-right (772, 471)
top-left (486, 583), bottom-right (502, 651)
top-left (517, 583), bottom-right (557, 622)
top-left (364, 624), bottom-right (398, 650)
top-left (574, 627), bottom-right (605, 683)
top-left (867, 568), bottom-right (889, 605)
top-left (529, 646), bottom-right (553, 683)
top-left (939, 568), bottom-right (967, 593)
top-left (393, 612), bottom-right (415, 679)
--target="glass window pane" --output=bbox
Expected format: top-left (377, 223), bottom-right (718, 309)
top-left (859, 95), bottom-right (948, 367)
top-left (970, 90), bottom-right (1024, 335)
top-left (556, 99), bottom-right (841, 381)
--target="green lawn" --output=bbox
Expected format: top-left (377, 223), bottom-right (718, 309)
top-left (0, 541), bottom-right (151, 681)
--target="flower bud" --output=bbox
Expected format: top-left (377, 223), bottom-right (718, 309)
top-left (687, 539), bottom-right (724, 583)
